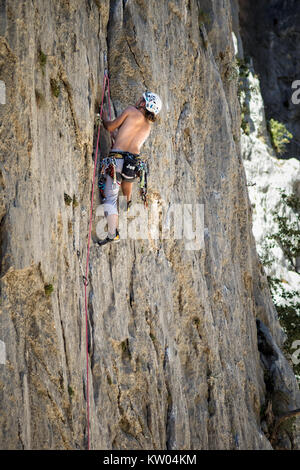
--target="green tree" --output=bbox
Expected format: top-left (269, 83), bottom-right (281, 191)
top-left (269, 190), bottom-right (300, 273)
top-left (260, 190), bottom-right (300, 379)
top-left (268, 119), bottom-right (293, 155)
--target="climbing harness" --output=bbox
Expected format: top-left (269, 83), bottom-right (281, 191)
top-left (98, 152), bottom-right (149, 207)
top-left (120, 152), bottom-right (140, 180)
top-left (83, 55), bottom-right (111, 450)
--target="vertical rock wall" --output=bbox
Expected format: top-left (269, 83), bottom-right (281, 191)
top-left (0, 0), bottom-right (299, 450)
top-left (239, 0), bottom-right (300, 160)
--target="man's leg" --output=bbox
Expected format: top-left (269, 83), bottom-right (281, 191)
top-left (106, 214), bottom-right (118, 239)
top-left (102, 177), bottom-right (120, 239)
top-left (101, 160), bottom-right (123, 240)
top-left (121, 180), bottom-right (133, 202)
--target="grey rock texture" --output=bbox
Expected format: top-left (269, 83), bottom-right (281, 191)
top-left (239, 63), bottom-right (300, 295)
top-left (239, 0), bottom-right (300, 160)
top-left (0, 0), bottom-right (299, 450)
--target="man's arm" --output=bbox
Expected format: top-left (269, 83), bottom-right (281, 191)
top-left (103, 107), bottom-right (131, 132)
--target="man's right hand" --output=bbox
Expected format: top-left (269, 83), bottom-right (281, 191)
top-left (101, 107), bottom-right (130, 133)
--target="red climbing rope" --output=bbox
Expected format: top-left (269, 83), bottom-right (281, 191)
top-left (84, 69), bottom-right (111, 450)
top-left (107, 68), bottom-right (112, 121)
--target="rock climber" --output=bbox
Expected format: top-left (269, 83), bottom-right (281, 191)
top-left (97, 91), bottom-right (162, 246)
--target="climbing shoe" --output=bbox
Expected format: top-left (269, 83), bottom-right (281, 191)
top-left (127, 200), bottom-right (132, 213)
top-left (97, 229), bottom-right (120, 246)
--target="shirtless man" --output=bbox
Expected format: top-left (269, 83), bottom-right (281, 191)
top-left (98, 91), bottom-right (162, 246)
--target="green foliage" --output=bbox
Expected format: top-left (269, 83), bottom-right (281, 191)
top-left (241, 115), bottom-right (250, 135)
top-left (227, 57), bottom-right (250, 84)
top-left (241, 100), bottom-right (250, 135)
top-left (44, 284), bottom-right (54, 296)
top-left (68, 385), bottom-right (74, 398)
top-left (72, 194), bottom-right (79, 208)
top-left (258, 239), bottom-right (276, 269)
top-left (121, 339), bottom-right (131, 359)
top-left (268, 119), bottom-right (293, 155)
top-left (236, 57), bottom-right (250, 78)
top-left (259, 190), bottom-right (300, 379)
top-left (106, 374), bottom-right (112, 386)
top-left (38, 50), bottom-right (47, 72)
top-left (236, 58), bottom-right (252, 133)
top-left (50, 78), bottom-right (61, 98)
top-left (277, 415), bottom-right (297, 438)
top-left (150, 332), bottom-right (156, 343)
top-left (268, 190), bottom-right (300, 272)
top-left (65, 193), bottom-right (79, 207)
top-left (226, 60), bottom-right (239, 82)
top-left (64, 193), bottom-right (72, 205)
top-left (267, 274), bottom-right (300, 379)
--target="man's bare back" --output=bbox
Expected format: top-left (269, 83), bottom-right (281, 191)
top-left (103, 100), bottom-right (152, 155)
top-left (97, 92), bottom-right (161, 245)
top-left (113, 106), bottom-right (151, 154)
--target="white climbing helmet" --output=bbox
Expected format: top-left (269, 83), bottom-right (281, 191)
top-left (142, 91), bottom-right (162, 115)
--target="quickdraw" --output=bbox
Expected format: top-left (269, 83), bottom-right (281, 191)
top-left (136, 160), bottom-right (149, 207)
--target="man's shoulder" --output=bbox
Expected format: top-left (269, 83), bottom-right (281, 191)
top-left (121, 105), bottom-right (144, 121)
top-left (125, 105), bottom-right (139, 114)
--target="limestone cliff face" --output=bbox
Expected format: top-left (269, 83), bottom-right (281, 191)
top-left (239, 0), bottom-right (300, 160)
top-left (0, 0), bottom-right (299, 450)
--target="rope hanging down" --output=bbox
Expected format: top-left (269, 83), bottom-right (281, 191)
top-left (84, 66), bottom-right (111, 450)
